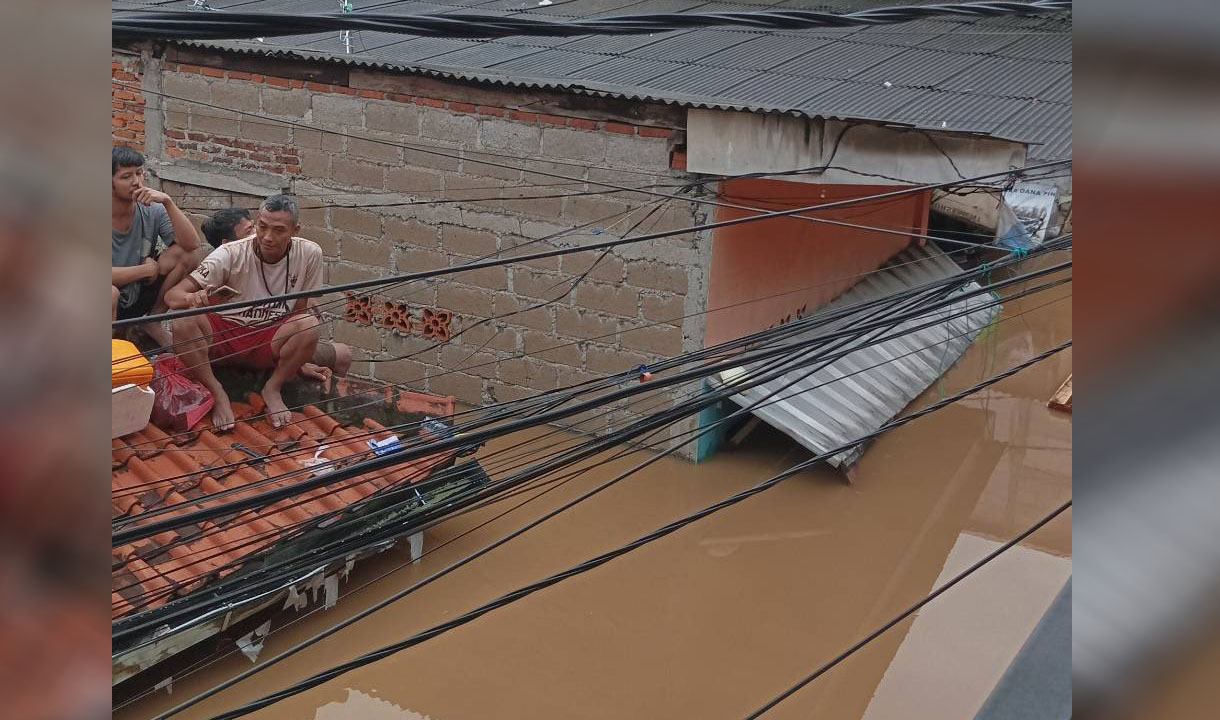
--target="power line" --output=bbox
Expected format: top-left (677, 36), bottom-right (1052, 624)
top-left (113, 159), bottom-right (1068, 330)
top-left (113, 255), bottom-right (1069, 546)
top-left (113, 2), bottom-right (1072, 42)
top-left (114, 266), bottom-right (1068, 649)
top-left (184, 340), bottom-right (1070, 720)
top-left (129, 284), bottom-right (1067, 714)
top-left (739, 499), bottom-right (1073, 719)
top-left (112, 227), bottom-right (1027, 458)
top-left (112, 248), bottom-right (1068, 608)
top-left (123, 239), bottom-right (1054, 644)
top-left (111, 233), bottom-right (1029, 488)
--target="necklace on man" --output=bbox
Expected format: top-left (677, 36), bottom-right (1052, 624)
top-left (256, 241), bottom-right (291, 304)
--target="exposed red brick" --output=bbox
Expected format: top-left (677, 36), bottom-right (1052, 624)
top-left (112, 117), bottom-right (125, 128)
top-left (265, 76), bottom-right (291, 88)
top-left (603, 121), bottom-right (635, 135)
top-left (175, 64), bottom-right (200, 75)
top-left (670, 149), bottom-right (688, 171)
top-left (304, 81), bottom-right (331, 92)
top-left (387, 92), bottom-right (415, 104)
top-left (639, 126), bottom-right (672, 138)
top-left (165, 129), bottom-right (187, 140)
top-left (537, 113), bottom-right (566, 126)
top-left (358, 89), bottom-right (386, 100)
top-left (510, 110), bottom-right (539, 123)
top-left (476, 105), bottom-right (505, 117)
top-left (568, 118), bottom-right (597, 131)
top-left (200, 66), bottom-right (225, 78)
top-left (332, 85), bottom-right (358, 96)
top-left (288, 79), bottom-right (305, 89)
top-left (448, 101), bottom-right (477, 114)
top-left (414, 96), bottom-right (445, 108)
top-left (227, 70), bottom-right (254, 81)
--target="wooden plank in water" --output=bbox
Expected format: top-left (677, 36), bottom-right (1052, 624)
top-left (1048, 375), bottom-right (1072, 413)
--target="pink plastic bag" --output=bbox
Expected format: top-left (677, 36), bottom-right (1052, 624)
top-left (150, 354), bottom-right (215, 432)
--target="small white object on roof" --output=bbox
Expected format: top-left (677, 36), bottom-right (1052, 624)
top-left (367, 435), bottom-right (402, 456)
top-left (236, 620), bottom-right (272, 663)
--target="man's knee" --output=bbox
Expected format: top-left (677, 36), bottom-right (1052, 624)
top-left (280, 314), bottom-right (320, 351)
top-left (171, 313), bottom-right (208, 339)
top-left (111, 285), bottom-right (120, 305)
top-left (292, 314), bottom-right (321, 342)
top-left (159, 244), bottom-right (202, 274)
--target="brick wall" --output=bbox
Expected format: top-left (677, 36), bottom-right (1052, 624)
top-left (138, 55), bottom-right (712, 453)
top-left (112, 53), bottom-right (146, 150)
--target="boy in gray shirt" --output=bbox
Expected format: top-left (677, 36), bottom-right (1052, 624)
top-left (111, 146), bottom-right (202, 346)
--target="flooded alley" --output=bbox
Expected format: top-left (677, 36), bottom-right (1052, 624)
top-left (117, 266), bottom-right (1071, 720)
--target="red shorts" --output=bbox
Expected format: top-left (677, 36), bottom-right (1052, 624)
top-left (206, 313), bottom-right (282, 370)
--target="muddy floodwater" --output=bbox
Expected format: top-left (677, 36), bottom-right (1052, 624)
top-left (118, 267), bottom-right (1071, 720)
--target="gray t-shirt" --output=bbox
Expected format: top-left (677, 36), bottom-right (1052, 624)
top-left (113, 202), bottom-right (175, 308)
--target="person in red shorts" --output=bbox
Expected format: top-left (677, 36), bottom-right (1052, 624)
top-left (165, 195), bottom-right (323, 430)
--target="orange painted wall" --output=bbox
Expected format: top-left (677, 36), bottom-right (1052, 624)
top-left (704, 179), bottom-right (930, 347)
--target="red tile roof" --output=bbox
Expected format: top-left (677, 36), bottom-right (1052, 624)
top-left (112, 389), bottom-right (455, 620)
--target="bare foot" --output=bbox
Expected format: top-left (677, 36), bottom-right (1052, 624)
top-left (210, 394), bottom-right (236, 431)
top-left (262, 384), bottom-right (292, 428)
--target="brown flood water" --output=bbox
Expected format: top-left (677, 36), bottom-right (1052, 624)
top-left (118, 266), bottom-right (1071, 720)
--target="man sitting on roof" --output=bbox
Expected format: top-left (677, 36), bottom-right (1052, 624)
top-left (111, 146), bottom-right (203, 344)
top-left (199, 206), bottom-right (352, 387)
top-left (165, 195), bottom-right (323, 430)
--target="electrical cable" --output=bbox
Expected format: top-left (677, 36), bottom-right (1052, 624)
top-left (179, 340), bottom-right (1070, 720)
top-left (114, 159), bottom-right (1069, 329)
top-left (113, 253), bottom-right (1070, 544)
top-left (112, 262), bottom-right (1068, 634)
top-left (126, 281), bottom-right (1070, 709)
top-left (118, 80), bottom-right (1069, 250)
top-left (113, 2), bottom-right (1072, 43)
top-left (112, 189), bottom-right (661, 370)
top-left (738, 499), bottom-right (1073, 720)
top-left (112, 232), bottom-right (1028, 467)
top-left (114, 251), bottom-right (1068, 634)
top-left (114, 237), bottom-right (1068, 619)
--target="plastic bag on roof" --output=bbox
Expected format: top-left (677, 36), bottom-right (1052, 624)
top-left (149, 354), bottom-right (215, 433)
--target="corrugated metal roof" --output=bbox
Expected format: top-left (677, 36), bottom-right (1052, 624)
top-left (712, 243), bottom-right (1000, 469)
top-left (143, 0), bottom-right (1071, 159)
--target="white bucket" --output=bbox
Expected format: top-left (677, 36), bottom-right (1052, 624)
top-left (112, 383), bottom-right (155, 439)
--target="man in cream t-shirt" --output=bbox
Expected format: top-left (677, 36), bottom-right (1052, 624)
top-left (165, 195), bottom-right (323, 430)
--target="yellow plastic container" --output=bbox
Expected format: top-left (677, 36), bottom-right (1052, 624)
top-left (112, 339), bottom-right (154, 388)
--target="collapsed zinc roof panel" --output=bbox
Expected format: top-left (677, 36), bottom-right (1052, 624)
top-left (712, 243), bottom-right (1000, 469)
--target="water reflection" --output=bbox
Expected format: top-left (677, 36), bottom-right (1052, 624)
top-left (315, 689), bottom-right (433, 720)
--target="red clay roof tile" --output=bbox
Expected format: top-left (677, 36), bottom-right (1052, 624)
top-left (113, 390), bottom-right (456, 621)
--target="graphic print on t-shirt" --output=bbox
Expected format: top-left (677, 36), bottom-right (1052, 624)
top-left (190, 237), bottom-right (324, 325)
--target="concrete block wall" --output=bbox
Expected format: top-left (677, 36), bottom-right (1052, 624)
top-left (138, 54), bottom-right (714, 455)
